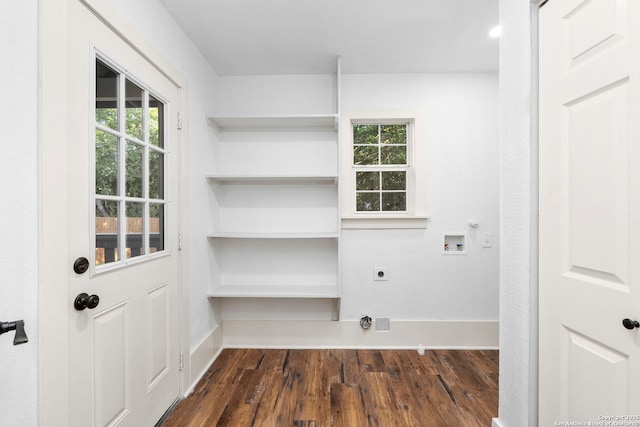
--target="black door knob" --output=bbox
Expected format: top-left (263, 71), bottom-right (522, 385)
top-left (622, 318), bottom-right (640, 330)
top-left (87, 294), bottom-right (100, 309)
top-left (74, 293), bottom-right (100, 311)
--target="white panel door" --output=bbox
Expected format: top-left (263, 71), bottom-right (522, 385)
top-left (67, 1), bottom-right (181, 426)
top-left (540, 0), bottom-right (640, 424)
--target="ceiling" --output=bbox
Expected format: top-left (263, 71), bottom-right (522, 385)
top-left (159, 0), bottom-right (498, 76)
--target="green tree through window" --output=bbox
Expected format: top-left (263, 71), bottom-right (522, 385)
top-left (353, 123), bottom-right (408, 212)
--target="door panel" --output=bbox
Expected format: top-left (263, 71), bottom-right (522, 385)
top-left (147, 283), bottom-right (170, 389)
top-left (539, 0), bottom-right (640, 423)
top-left (564, 80), bottom-right (629, 287)
top-left (563, 0), bottom-right (627, 71)
top-left (68, 1), bottom-right (181, 426)
top-left (94, 304), bottom-right (130, 426)
top-left (561, 328), bottom-right (629, 420)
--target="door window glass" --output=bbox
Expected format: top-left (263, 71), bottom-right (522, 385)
top-left (94, 57), bottom-right (167, 268)
top-left (95, 61), bottom-right (118, 131)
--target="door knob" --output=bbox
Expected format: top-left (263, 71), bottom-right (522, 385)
top-left (622, 318), bottom-right (640, 330)
top-left (74, 293), bottom-right (100, 311)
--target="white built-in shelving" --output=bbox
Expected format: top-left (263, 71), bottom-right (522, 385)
top-left (206, 175), bottom-right (337, 184)
top-left (208, 285), bottom-right (339, 299)
top-left (208, 232), bottom-right (339, 239)
top-left (207, 114), bottom-right (338, 132)
top-left (206, 59), bottom-right (342, 302)
top-left (206, 235), bottom-right (339, 299)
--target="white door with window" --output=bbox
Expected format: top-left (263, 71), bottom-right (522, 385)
top-left (539, 0), bottom-right (640, 424)
top-left (67, 1), bottom-right (181, 425)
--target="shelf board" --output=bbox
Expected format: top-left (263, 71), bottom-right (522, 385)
top-left (207, 114), bottom-right (339, 132)
top-left (208, 232), bottom-right (339, 239)
top-left (208, 284), bottom-right (340, 299)
top-left (206, 174), bottom-right (337, 184)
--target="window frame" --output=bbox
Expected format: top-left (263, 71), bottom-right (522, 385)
top-left (341, 109), bottom-right (428, 229)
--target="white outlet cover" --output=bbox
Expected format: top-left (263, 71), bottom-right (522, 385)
top-left (483, 232), bottom-right (493, 248)
top-left (374, 267), bottom-right (388, 281)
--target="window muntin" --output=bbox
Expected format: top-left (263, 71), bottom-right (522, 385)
top-left (353, 123), bottom-right (408, 212)
top-left (94, 57), bottom-right (167, 268)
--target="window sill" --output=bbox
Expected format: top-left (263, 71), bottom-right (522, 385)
top-left (341, 216), bottom-right (428, 229)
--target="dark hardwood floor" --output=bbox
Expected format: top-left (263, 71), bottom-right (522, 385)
top-left (161, 349), bottom-right (498, 427)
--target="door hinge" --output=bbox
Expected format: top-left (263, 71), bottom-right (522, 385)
top-left (178, 232), bottom-right (183, 251)
top-left (177, 112), bottom-right (183, 130)
top-left (179, 352), bottom-right (184, 372)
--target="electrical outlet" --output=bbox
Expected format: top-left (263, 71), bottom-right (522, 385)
top-left (374, 267), bottom-right (387, 281)
top-left (483, 232), bottom-right (493, 248)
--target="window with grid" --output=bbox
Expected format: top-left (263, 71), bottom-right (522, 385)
top-left (353, 123), bottom-right (409, 212)
top-left (94, 57), bottom-right (167, 268)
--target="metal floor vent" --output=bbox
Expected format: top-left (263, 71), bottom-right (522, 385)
top-left (376, 317), bottom-right (390, 332)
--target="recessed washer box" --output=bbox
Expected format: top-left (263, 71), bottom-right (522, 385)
top-left (442, 233), bottom-right (467, 255)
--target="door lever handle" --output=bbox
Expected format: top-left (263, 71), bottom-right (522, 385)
top-left (0, 320), bottom-right (29, 345)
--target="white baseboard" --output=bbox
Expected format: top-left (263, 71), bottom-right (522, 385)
top-left (492, 418), bottom-right (505, 427)
top-left (187, 324), bottom-right (223, 395)
top-left (222, 319), bottom-right (499, 349)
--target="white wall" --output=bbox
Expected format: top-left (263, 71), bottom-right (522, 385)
top-left (106, 0), bottom-right (221, 349)
top-left (215, 73), bottom-right (500, 324)
top-left (218, 74), bottom-right (336, 116)
top-left (0, 2), bottom-right (39, 426)
top-left (341, 74), bottom-right (499, 322)
top-left (494, 0), bottom-right (536, 426)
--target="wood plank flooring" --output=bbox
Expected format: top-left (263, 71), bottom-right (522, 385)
top-left (160, 349), bottom-right (498, 427)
